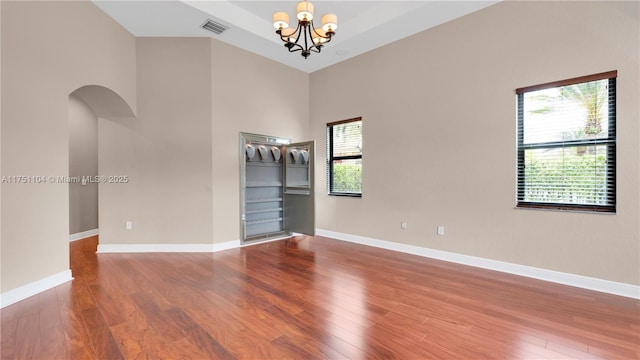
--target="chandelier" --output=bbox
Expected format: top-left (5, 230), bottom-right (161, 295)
top-left (272, 1), bottom-right (338, 59)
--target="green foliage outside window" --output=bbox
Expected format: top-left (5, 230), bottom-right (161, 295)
top-left (523, 148), bottom-right (608, 205)
top-left (332, 161), bottom-right (362, 194)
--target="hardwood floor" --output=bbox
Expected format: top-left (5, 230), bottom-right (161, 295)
top-left (1, 235), bottom-right (638, 359)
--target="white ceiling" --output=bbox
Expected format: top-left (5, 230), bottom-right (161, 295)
top-left (93, 1), bottom-right (499, 73)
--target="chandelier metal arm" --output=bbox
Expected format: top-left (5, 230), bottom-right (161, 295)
top-left (302, 23), bottom-right (311, 57)
top-left (278, 23), bottom-right (305, 56)
top-left (310, 20), bottom-right (332, 42)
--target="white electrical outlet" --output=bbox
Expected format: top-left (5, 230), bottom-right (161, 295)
top-left (437, 226), bottom-right (445, 236)
top-left (401, 221), bottom-right (408, 230)
top-left (126, 221), bottom-right (133, 230)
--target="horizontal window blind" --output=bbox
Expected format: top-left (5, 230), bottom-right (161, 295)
top-left (327, 118), bottom-right (362, 196)
top-left (516, 72), bottom-right (616, 212)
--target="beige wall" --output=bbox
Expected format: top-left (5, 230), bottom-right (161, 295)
top-left (98, 38), bottom-right (309, 247)
top-left (68, 95), bottom-right (99, 235)
top-left (211, 40), bottom-right (309, 243)
top-left (311, 1), bottom-right (640, 285)
top-left (99, 38), bottom-right (213, 246)
top-left (0, 1), bottom-right (136, 292)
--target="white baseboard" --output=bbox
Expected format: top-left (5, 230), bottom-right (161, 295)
top-left (69, 228), bottom-right (99, 242)
top-left (0, 270), bottom-right (73, 309)
top-left (96, 240), bottom-right (241, 253)
top-left (214, 240), bottom-right (242, 252)
top-left (316, 229), bottom-right (640, 300)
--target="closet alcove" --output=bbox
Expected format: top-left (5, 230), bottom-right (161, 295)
top-left (239, 132), bottom-right (315, 243)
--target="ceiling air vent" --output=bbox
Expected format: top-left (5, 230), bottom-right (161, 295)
top-left (201, 19), bottom-right (229, 35)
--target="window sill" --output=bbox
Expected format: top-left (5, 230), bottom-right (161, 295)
top-left (329, 193), bottom-right (362, 198)
top-left (514, 204), bottom-right (615, 215)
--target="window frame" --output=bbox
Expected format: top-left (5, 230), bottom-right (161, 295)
top-left (516, 71), bottom-right (617, 213)
top-left (327, 117), bottom-right (362, 197)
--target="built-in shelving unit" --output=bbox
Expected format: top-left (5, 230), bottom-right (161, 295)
top-left (240, 132), bottom-right (315, 244)
top-left (245, 164), bottom-right (284, 238)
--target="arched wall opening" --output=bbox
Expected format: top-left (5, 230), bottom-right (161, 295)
top-left (68, 85), bottom-right (135, 248)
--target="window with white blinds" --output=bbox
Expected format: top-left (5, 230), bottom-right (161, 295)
top-left (516, 71), bottom-right (616, 212)
top-left (327, 118), bottom-right (362, 196)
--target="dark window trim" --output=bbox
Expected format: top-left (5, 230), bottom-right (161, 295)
top-left (516, 72), bottom-right (617, 213)
top-left (327, 117), bottom-right (362, 197)
top-left (327, 117), bottom-right (362, 127)
top-left (516, 70), bottom-right (617, 94)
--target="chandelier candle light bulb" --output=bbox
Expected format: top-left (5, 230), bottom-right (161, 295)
top-left (281, 27), bottom-right (297, 43)
top-left (312, 29), bottom-right (328, 44)
top-left (272, 0), bottom-right (337, 59)
top-left (273, 12), bottom-right (289, 29)
top-left (321, 14), bottom-right (338, 32)
top-left (296, 1), bottom-right (314, 21)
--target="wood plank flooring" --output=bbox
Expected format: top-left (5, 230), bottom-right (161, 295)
top-left (1, 235), bottom-right (638, 359)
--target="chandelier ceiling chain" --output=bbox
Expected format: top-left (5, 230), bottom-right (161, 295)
top-left (272, 1), bottom-right (337, 59)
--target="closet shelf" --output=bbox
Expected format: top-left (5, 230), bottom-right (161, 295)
top-left (246, 181), bottom-right (282, 188)
top-left (246, 208), bottom-right (283, 215)
top-left (246, 217), bottom-right (283, 225)
top-left (246, 162), bottom-right (281, 167)
top-left (245, 198), bottom-right (283, 204)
